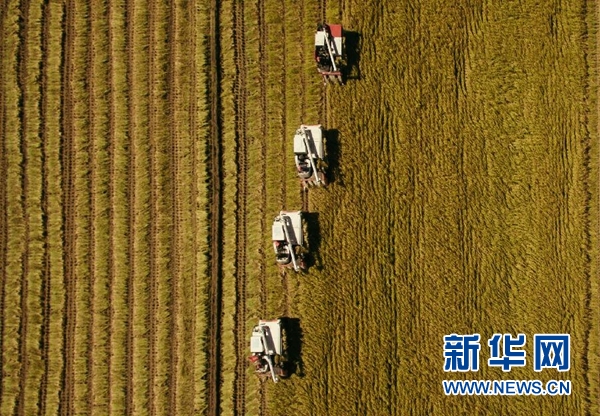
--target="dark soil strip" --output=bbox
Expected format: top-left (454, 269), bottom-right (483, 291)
top-left (16, 0), bottom-right (31, 412)
top-left (38, 0), bottom-right (52, 412)
top-left (206, 0), bottom-right (224, 414)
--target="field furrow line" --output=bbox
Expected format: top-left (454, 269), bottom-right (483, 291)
top-left (206, 0), bottom-right (223, 414)
top-left (280, 0), bottom-right (288, 208)
top-left (232, 0), bottom-right (248, 414)
top-left (253, 2), bottom-right (269, 412)
top-left (257, 0), bottom-right (268, 318)
top-left (125, 0), bottom-right (136, 412)
top-left (86, 1), bottom-right (97, 411)
top-left (106, 0), bottom-right (116, 409)
top-left (38, 0), bottom-right (51, 411)
top-left (187, 0), bottom-right (200, 409)
top-left (0, 0), bottom-right (7, 407)
top-left (168, 0), bottom-right (180, 411)
top-left (16, 0), bottom-right (31, 412)
top-left (147, 0), bottom-right (158, 412)
top-left (259, 384), bottom-right (267, 416)
top-left (58, 0), bottom-right (76, 412)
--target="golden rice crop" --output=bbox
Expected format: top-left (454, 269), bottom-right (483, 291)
top-left (269, 1), bottom-right (600, 415)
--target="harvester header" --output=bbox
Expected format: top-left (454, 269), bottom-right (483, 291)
top-left (272, 211), bottom-right (306, 272)
top-left (248, 319), bottom-right (287, 382)
top-left (315, 23), bottom-right (345, 84)
top-left (294, 125), bottom-right (327, 187)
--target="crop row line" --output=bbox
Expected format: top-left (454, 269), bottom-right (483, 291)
top-left (232, 0), bottom-right (249, 414)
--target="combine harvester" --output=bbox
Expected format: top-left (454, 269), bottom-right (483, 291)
top-left (248, 319), bottom-right (287, 382)
top-left (314, 23), bottom-right (344, 84)
top-left (272, 211), bottom-right (306, 272)
top-left (294, 125), bottom-right (327, 187)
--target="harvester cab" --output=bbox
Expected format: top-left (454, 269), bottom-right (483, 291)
top-left (272, 211), bottom-right (306, 272)
top-left (315, 23), bottom-right (344, 84)
top-left (249, 319), bottom-right (287, 383)
top-left (294, 125), bottom-right (327, 187)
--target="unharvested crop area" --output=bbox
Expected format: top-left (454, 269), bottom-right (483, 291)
top-left (0, 0), bottom-right (598, 415)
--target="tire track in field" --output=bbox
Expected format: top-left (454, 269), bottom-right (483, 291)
top-left (206, 0), bottom-right (223, 414)
top-left (411, 10), bottom-right (425, 415)
top-left (299, 0), bottom-right (307, 123)
top-left (125, 0), bottom-right (136, 412)
top-left (279, 0), bottom-right (292, 324)
top-left (16, 0), bottom-right (31, 412)
top-left (318, 0), bottom-right (328, 126)
top-left (167, 0), bottom-right (180, 411)
top-left (257, 0), bottom-right (268, 321)
top-left (59, 0), bottom-right (77, 413)
top-left (319, 0), bottom-right (329, 126)
top-left (280, 0), bottom-right (288, 207)
top-left (86, 1), bottom-right (97, 410)
top-left (257, 1), bottom-right (268, 414)
top-left (281, 269), bottom-right (291, 317)
top-left (299, 0), bottom-right (309, 214)
top-left (232, 2), bottom-right (248, 415)
top-left (452, 10), bottom-right (476, 330)
top-left (302, 188), bottom-right (308, 212)
top-left (38, 0), bottom-right (52, 412)
top-left (147, 0), bottom-right (158, 412)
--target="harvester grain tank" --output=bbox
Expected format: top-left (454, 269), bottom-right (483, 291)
top-left (272, 211), bottom-right (306, 272)
top-left (294, 125), bottom-right (327, 187)
top-left (248, 319), bottom-right (287, 382)
top-left (314, 23), bottom-right (344, 84)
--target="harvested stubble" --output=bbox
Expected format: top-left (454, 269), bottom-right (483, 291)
top-left (1, 0), bottom-right (212, 413)
top-left (106, 0), bottom-right (130, 412)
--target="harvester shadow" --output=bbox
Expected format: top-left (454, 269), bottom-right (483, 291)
top-left (304, 212), bottom-right (322, 271)
top-left (325, 129), bottom-right (343, 187)
top-left (344, 31), bottom-right (361, 81)
top-left (281, 317), bottom-right (304, 377)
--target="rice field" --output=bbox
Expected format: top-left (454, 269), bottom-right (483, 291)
top-left (0, 0), bottom-right (598, 415)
